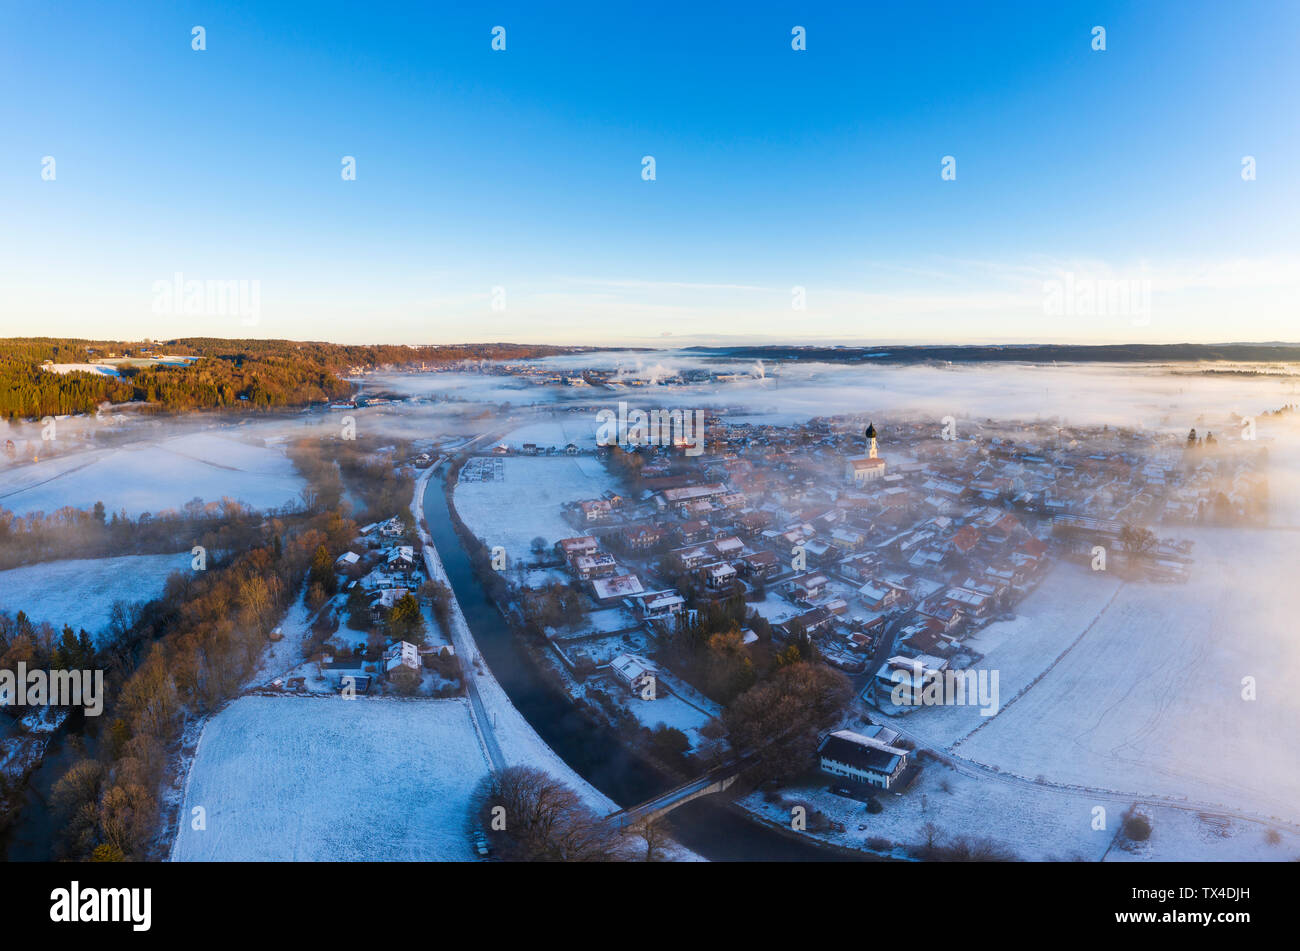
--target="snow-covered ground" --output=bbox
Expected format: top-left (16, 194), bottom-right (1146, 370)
top-left (620, 692), bottom-right (712, 748)
top-left (874, 563), bottom-right (1122, 748)
top-left (243, 588), bottom-right (316, 689)
top-left (0, 551), bottom-right (190, 644)
top-left (40, 363), bottom-right (120, 376)
top-left (171, 696), bottom-right (490, 861)
top-left (497, 417), bottom-right (601, 451)
top-left (742, 759), bottom-right (1107, 861)
top-left (952, 526), bottom-right (1300, 828)
top-left (1103, 805), bottom-right (1300, 862)
top-left (453, 455), bottom-right (620, 558)
top-left (0, 431), bottom-right (303, 517)
top-left (738, 757), bottom-right (1300, 862)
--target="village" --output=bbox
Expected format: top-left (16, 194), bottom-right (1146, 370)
top-left (248, 512), bottom-right (464, 701)
top-left (2, 362), bottom-right (1293, 865)
top-left (463, 406), bottom-right (1269, 815)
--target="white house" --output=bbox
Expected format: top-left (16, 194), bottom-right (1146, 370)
top-left (609, 653), bottom-right (656, 697)
top-left (384, 640), bottom-right (421, 675)
top-left (592, 573), bottom-right (644, 603)
top-left (384, 640), bottom-right (422, 688)
top-left (703, 561), bottom-right (738, 590)
top-left (387, 546), bottom-right (416, 571)
top-left (629, 589), bottom-right (686, 620)
top-left (874, 654), bottom-right (948, 703)
top-left (817, 727), bottom-right (909, 790)
top-left (557, 536), bottom-right (600, 562)
top-left (578, 499), bottom-right (612, 522)
top-left (787, 573), bottom-right (829, 601)
top-left (573, 552), bottom-right (618, 580)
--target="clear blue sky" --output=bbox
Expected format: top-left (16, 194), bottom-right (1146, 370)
top-left (2, 1), bottom-right (1297, 345)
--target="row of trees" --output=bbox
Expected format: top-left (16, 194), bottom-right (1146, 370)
top-left (37, 426), bottom-right (401, 859)
top-left (47, 512), bottom-right (355, 860)
top-left (0, 497), bottom-right (266, 572)
top-left (0, 612), bottom-right (98, 693)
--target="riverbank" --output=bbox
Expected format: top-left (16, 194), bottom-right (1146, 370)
top-left (414, 463), bottom-right (675, 828)
top-left (427, 454), bottom-right (872, 861)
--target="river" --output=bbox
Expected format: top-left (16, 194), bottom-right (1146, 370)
top-left (1, 710), bottom-right (90, 861)
top-left (423, 470), bottom-right (868, 861)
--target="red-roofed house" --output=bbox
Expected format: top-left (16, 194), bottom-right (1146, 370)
top-left (952, 524), bottom-right (981, 554)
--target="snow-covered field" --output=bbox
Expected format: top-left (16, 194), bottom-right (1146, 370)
top-left (739, 757), bottom-right (1300, 862)
top-left (953, 526), bottom-right (1300, 827)
top-left (453, 455), bottom-right (620, 557)
top-left (171, 696), bottom-right (490, 861)
top-left (875, 563), bottom-right (1122, 748)
top-left (742, 759), bottom-right (1107, 861)
top-left (1103, 805), bottom-right (1300, 862)
top-left (41, 363), bottom-right (120, 377)
top-left (496, 417), bottom-right (600, 451)
top-left (0, 552), bottom-right (189, 644)
top-left (0, 431), bottom-right (303, 517)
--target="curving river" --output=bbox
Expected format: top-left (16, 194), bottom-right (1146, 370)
top-left (423, 470), bottom-right (869, 861)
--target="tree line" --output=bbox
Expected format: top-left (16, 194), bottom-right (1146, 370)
top-left (0, 337), bottom-right (576, 420)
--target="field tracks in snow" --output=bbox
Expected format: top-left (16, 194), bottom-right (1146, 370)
top-left (953, 583), bottom-right (1126, 749)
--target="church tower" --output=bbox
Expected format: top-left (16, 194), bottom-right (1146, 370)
top-left (848, 421), bottom-right (886, 486)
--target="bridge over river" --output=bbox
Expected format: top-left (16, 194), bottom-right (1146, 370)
top-left (606, 755), bottom-right (754, 830)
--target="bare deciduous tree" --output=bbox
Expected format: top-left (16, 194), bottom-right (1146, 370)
top-left (476, 766), bottom-right (624, 862)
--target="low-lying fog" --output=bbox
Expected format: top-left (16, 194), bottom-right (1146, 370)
top-left (4, 355), bottom-right (1298, 523)
top-left (372, 352), bottom-right (1300, 433)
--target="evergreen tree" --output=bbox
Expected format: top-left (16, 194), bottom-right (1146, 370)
top-left (387, 593), bottom-right (426, 644)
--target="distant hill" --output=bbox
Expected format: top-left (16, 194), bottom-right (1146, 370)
top-left (685, 343), bottom-right (1300, 364)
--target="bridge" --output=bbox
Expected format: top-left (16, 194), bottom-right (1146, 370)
top-left (605, 756), bottom-right (752, 830)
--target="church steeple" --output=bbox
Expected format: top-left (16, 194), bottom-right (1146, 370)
top-left (865, 422), bottom-right (878, 459)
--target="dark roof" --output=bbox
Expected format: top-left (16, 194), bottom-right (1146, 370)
top-left (818, 733), bottom-right (901, 774)
top-left (903, 625), bottom-right (947, 653)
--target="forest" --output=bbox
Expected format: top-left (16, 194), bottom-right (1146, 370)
top-left (0, 337), bottom-right (576, 420)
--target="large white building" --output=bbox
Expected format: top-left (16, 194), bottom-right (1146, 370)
top-left (817, 727), bottom-right (910, 790)
top-left (847, 456), bottom-right (887, 484)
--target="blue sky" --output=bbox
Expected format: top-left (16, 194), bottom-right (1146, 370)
top-left (2, 0), bottom-right (1297, 345)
